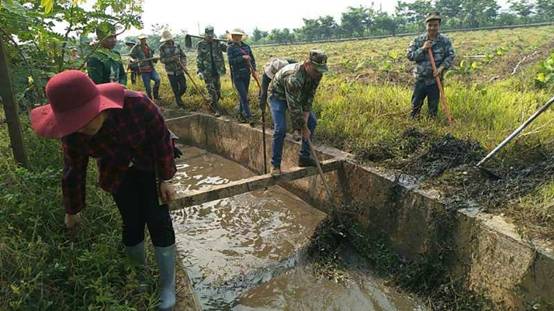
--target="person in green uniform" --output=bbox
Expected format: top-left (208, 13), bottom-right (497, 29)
top-left (86, 23), bottom-right (127, 85)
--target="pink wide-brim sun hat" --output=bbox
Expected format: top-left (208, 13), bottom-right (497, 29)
top-left (31, 70), bottom-right (125, 139)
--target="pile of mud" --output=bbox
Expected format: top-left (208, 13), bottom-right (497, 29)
top-left (353, 127), bottom-right (553, 238)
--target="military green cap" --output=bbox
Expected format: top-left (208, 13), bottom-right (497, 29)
top-left (309, 49), bottom-right (328, 73)
top-left (425, 12), bottom-right (442, 23)
top-left (96, 22), bottom-right (116, 39)
top-left (205, 26), bottom-right (215, 36)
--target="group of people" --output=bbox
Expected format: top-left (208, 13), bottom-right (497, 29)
top-left (29, 11), bottom-right (453, 311)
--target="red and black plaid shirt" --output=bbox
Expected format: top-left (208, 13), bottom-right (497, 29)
top-left (61, 90), bottom-right (176, 215)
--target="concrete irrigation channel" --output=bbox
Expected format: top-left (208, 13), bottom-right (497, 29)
top-left (165, 112), bottom-right (553, 310)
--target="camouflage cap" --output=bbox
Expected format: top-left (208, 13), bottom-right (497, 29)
top-left (309, 49), bottom-right (328, 73)
top-left (425, 12), bottom-right (442, 23)
top-left (96, 22), bottom-right (116, 39)
top-left (205, 26), bottom-right (215, 36)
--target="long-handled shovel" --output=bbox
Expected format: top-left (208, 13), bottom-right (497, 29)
top-left (178, 60), bottom-right (218, 114)
top-left (476, 95), bottom-right (554, 179)
top-left (306, 137), bottom-right (334, 202)
top-left (246, 60), bottom-right (268, 174)
top-left (428, 49), bottom-right (454, 125)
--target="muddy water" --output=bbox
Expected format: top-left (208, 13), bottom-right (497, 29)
top-left (171, 146), bottom-right (426, 311)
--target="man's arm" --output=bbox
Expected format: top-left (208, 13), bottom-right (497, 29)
top-left (249, 46), bottom-right (257, 71)
top-left (61, 137), bottom-right (89, 215)
top-left (442, 37), bottom-right (455, 70)
top-left (259, 74), bottom-right (271, 110)
top-left (407, 38), bottom-right (426, 62)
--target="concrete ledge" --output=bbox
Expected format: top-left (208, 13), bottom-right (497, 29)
top-left (170, 159), bottom-right (342, 209)
top-left (167, 113), bottom-right (554, 310)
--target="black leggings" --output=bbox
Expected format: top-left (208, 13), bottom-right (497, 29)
top-left (112, 168), bottom-right (175, 247)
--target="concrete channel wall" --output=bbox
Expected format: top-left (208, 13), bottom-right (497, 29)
top-left (167, 113), bottom-right (554, 310)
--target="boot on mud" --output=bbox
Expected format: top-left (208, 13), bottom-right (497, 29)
top-left (271, 166), bottom-right (281, 177)
top-left (125, 241), bottom-right (149, 292)
top-left (298, 156), bottom-right (317, 167)
top-left (154, 244), bottom-right (176, 311)
top-left (210, 102), bottom-right (221, 117)
top-left (176, 97), bottom-right (186, 111)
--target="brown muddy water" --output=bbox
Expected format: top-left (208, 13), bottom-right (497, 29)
top-left (170, 145), bottom-right (426, 311)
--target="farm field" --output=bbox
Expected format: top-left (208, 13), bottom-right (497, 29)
top-left (1, 24), bottom-right (553, 310)
top-left (137, 25), bottom-right (554, 242)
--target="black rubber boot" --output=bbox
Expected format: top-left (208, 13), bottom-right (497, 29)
top-left (153, 85), bottom-right (161, 100)
top-left (176, 97), bottom-right (185, 110)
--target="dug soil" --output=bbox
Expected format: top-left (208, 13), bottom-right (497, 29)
top-left (349, 127), bottom-right (554, 242)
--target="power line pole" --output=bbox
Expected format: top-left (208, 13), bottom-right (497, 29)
top-left (0, 34), bottom-right (29, 168)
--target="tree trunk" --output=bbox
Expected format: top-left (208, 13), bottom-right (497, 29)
top-left (0, 35), bottom-right (29, 168)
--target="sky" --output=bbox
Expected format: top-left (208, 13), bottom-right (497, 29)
top-left (129, 0), bottom-right (510, 37)
top-left (131, 0), bottom-right (399, 36)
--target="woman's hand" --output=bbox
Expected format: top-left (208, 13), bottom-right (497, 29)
top-left (159, 181), bottom-right (176, 204)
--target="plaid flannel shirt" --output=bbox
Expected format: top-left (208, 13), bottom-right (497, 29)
top-left (61, 90), bottom-right (176, 215)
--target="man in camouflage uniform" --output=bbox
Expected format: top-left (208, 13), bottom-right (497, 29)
top-left (196, 26), bottom-right (227, 116)
top-left (259, 58), bottom-right (297, 112)
top-left (125, 41), bottom-right (139, 85)
top-left (268, 50), bottom-right (328, 176)
top-left (131, 35), bottom-right (161, 100)
top-left (159, 30), bottom-right (187, 109)
top-left (87, 23), bottom-right (127, 85)
top-left (407, 12), bottom-right (455, 118)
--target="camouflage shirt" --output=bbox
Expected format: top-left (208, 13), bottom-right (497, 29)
top-left (159, 43), bottom-right (187, 75)
top-left (196, 40), bottom-right (227, 76)
top-left (407, 33), bottom-right (455, 85)
top-left (87, 47), bottom-right (127, 85)
top-left (269, 63), bottom-right (321, 130)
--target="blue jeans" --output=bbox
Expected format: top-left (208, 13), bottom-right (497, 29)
top-left (234, 76), bottom-right (251, 119)
top-left (141, 70), bottom-right (161, 99)
top-left (269, 96), bottom-right (317, 168)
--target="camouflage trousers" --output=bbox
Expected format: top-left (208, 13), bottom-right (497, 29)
top-left (203, 73), bottom-right (222, 112)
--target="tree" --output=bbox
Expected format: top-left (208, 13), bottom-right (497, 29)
top-left (396, 0), bottom-right (434, 25)
top-left (509, 0), bottom-right (535, 23)
top-left (535, 0), bottom-right (554, 21)
top-left (252, 27), bottom-right (263, 42)
top-left (0, 0), bottom-right (143, 108)
top-left (373, 12), bottom-right (401, 36)
top-left (461, 0), bottom-right (499, 27)
top-left (299, 18), bottom-right (321, 41)
top-left (435, 0), bottom-right (463, 18)
top-left (318, 15), bottom-right (338, 39)
top-left (340, 6), bottom-right (371, 37)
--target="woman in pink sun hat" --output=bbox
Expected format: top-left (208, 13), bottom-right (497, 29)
top-left (31, 70), bottom-right (177, 311)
